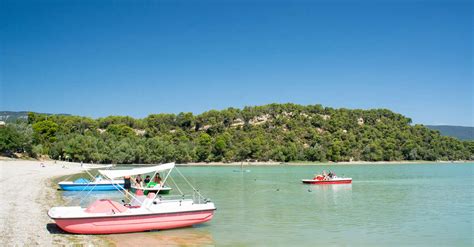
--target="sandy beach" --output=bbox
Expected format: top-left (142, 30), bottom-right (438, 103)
top-left (0, 159), bottom-right (107, 246)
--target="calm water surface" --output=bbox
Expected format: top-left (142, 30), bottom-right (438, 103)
top-left (61, 163), bottom-right (473, 246)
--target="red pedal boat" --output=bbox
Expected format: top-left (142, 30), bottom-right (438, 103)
top-left (302, 175), bottom-right (352, 184)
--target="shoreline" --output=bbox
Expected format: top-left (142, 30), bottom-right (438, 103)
top-left (2, 156), bottom-right (472, 167)
top-left (181, 160), bottom-right (472, 166)
top-left (0, 159), bottom-right (108, 246)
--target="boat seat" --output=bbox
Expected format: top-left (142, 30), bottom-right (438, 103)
top-left (130, 195), bottom-right (146, 206)
top-left (85, 199), bottom-right (129, 214)
top-left (141, 193), bottom-right (157, 208)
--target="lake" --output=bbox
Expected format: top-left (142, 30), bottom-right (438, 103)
top-left (60, 163), bottom-right (473, 246)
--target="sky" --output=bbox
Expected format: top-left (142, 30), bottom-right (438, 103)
top-left (1, 0), bottom-right (472, 126)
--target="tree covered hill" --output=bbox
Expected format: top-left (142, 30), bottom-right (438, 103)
top-left (1, 103), bottom-right (473, 163)
top-left (425, 125), bottom-right (473, 141)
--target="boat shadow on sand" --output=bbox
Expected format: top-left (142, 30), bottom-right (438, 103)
top-left (46, 223), bottom-right (70, 234)
top-left (105, 227), bottom-right (215, 246)
top-left (46, 223), bottom-right (215, 245)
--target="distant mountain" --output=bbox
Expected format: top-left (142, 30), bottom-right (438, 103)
top-left (0, 111), bottom-right (70, 123)
top-left (426, 125), bottom-right (474, 141)
top-left (0, 111), bottom-right (29, 123)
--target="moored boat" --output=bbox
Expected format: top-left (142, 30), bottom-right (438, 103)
top-left (131, 183), bottom-right (172, 195)
top-left (49, 163), bottom-right (216, 234)
top-left (58, 178), bottom-right (125, 191)
top-left (58, 164), bottom-right (124, 191)
top-left (49, 197), bottom-right (215, 234)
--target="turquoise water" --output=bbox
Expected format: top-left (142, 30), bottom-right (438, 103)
top-left (61, 164), bottom-right (473, 246)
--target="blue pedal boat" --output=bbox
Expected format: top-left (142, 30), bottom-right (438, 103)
top-left (58, 178), bottom-right (125, 191)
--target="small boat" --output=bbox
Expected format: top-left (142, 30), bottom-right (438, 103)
top-left (233, 162), bottom-right (251, 173)
top-left (58, 164), bottom-right (124, 191)
top-left (49, 163), bottom-right (216, 234)
top-left (233, 169), bottom-right (251, 173)
top-left (131, 183), bottom-right (172, 195)
top-left (58, 178), bottom-right (125, 191)
top-left (302, 175), bottom-right (352, 184)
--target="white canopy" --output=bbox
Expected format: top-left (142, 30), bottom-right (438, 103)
top-left (99, 163), bottom-right (175, 179)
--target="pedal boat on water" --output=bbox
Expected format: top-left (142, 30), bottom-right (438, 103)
top-left (58, 164), bottom-right (125, 191)
top-left (58, 178), bottom-right (125, 191)
top-left (48, 163), bottom-right (216, 234)
top-left (301, 175), bottom-right (352, 185)
top-left (131, 183), bottom-right (172, 195)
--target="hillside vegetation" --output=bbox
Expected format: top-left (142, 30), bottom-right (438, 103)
top-left (1, 104), bottom-right (473, 163)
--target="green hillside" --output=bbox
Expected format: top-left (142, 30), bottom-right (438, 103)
top-left (1, 104), bottom-right (473, 163)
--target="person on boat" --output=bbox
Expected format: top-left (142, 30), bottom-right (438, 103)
top-left (123, 176), bottom-right (132, 202)
top-left (135, 175), bottom-right (143, 187)
top-left (144, 175), bottom-right (151, 185)
top-left (314, 174), bottom-right (324, 181)
top-left (322, 170), bottom-right (329, 180)
top-left (328, 171), bottom-right (334, 179)
top-left (154, 173), bottom-right (163, 186)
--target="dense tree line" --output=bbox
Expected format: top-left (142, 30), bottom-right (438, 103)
top-left (1, 103), bottom-right (473, 163)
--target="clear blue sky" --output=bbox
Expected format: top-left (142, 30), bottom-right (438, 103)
top-left (1, 0), bottom-right (472, 126)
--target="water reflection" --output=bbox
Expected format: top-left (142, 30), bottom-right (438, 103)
top-left (106, 228), bottom-right (215, 247)
top-left (306, 184), bottom-right (352, 205)
top-left (308, 184), bottom-right (352, 192)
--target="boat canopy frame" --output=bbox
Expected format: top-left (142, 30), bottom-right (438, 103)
top-left (97, 163), bottom-right (207, 209)
top-left (59, 164), bottom-right (119, 206)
